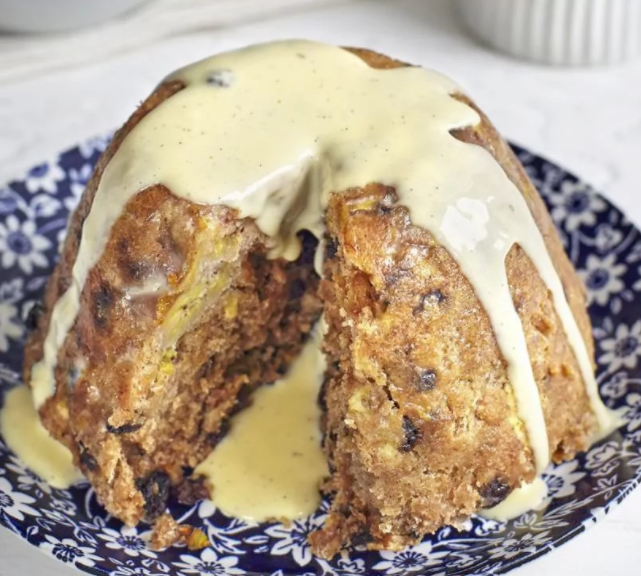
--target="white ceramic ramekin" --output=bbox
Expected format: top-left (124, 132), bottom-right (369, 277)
top-left (0, 0), bottom-right (150, 33)
top-left (456, 0), bottom-right (641, 66)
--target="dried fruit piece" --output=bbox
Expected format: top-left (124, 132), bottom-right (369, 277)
top-left (106, 422), bottom-right (143, 434)
top-left (136, 471), bottom-right (171, 520)
top-left (25, 302), bottom-right (44, 330)
top-left (400, 416), bottom-right (421, 452)
top-left (416, 369), bottom-right (437, 391)
top-left (179, 525), bottom-right (210, 550)
top-left (174, 476), bottom-right (210, 506)
top-left (479, 478), bottom-right (512, 508)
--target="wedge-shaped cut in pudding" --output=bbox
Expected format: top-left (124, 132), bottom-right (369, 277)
top-left (23, 40), bottom-right (616, 557)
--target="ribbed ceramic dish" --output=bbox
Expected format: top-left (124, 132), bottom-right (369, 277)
top-left (456, 0), bottom-right (641, 66)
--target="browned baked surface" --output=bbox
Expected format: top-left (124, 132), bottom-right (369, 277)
top-left (308, 50), bottom-right (596, 557)
top-left (23, 46), bottom-right (596, 553)
top-left (23, 88), bottom-right (321, 525)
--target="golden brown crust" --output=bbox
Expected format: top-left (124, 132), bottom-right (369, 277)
top-left (309, 49), bottom-right (596, 557)
top-left (451, 96), bottom-right (595, 460)
top-left (24, 81), bottom-right (184, 384)
top-left (24, 83), bottom-right (321, 525)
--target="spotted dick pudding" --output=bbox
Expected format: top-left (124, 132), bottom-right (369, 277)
top-left (22, 40), bottom-right (618, 558)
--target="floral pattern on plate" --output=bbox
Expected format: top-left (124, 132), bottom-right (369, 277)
top-left (0, 140), bottom-right (640, 575)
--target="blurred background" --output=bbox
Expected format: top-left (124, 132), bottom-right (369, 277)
top-left (0, 1), bottom-right (640, 575)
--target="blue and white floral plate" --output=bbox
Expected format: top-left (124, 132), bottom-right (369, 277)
top-left (1, 139), bottom-right (640, 576)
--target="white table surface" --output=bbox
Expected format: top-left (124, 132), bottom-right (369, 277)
top-left (1, 0), bottom-right (641, 574)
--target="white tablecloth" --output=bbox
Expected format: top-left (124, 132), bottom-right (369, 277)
top-left (1, 0), bottom-right (641, 574)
